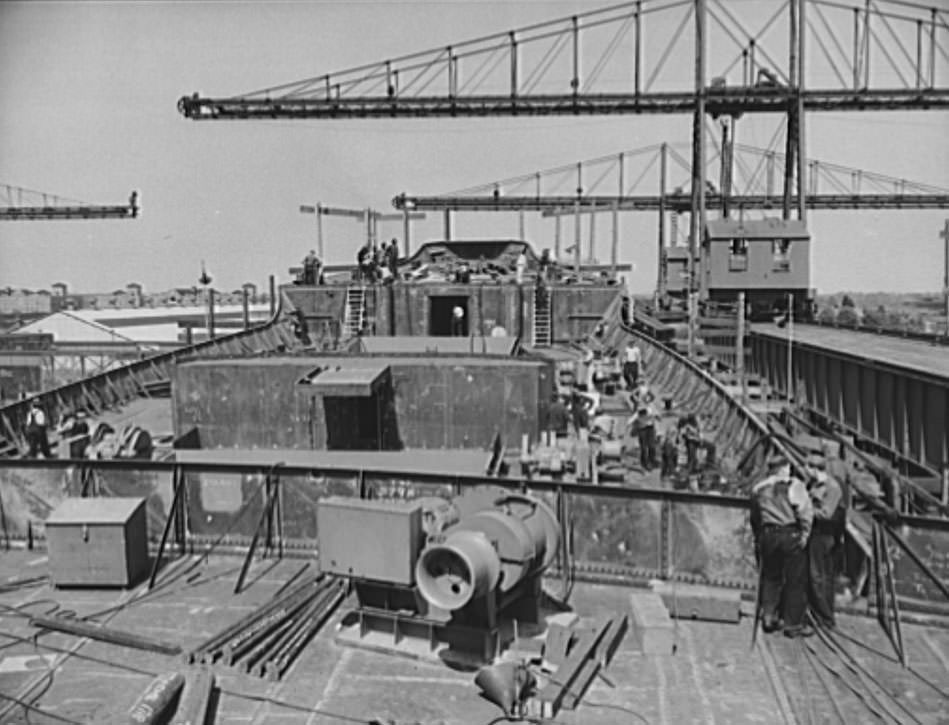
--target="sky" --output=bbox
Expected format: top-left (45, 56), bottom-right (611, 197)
top-left (0, 0), bottom-right (947, 295)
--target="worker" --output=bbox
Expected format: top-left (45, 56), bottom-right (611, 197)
top-left (387, 239), bottom-right (399, 279)
top-left (302, 249), bottom-right (321, 285)
top-left (451, 305), bottom-right (465, 336)
top-left (806, 457), bottom-right (845, 629)
top-left (622, 341), bottom-right (642, 389)
top-left (24, 399), bottom-right (52, 458)
top-left (546, 393), bottom-right (570, 438)
top-left (58, 409), bottom-right (90, 459)
top-left (627, 406), bottom-right (658, 471)
top-left (680, 414), bottom-right (701, 471)
top-left (515, 249), bottom-right (528, 284)
top-left (356, 243), bottom-right (372, 282)
top-left (538, 248), bottom-right (552, 282)
top-left (117, 425), bottom-right (154, 460)
top-left (660, 422), bottom-right (680, 479)
top-left (629, 380), bottom-right (654, 410)
top-left (750, 454), bottom-right (814, 638)
top-left (570, 392), bottom-right (590, 437)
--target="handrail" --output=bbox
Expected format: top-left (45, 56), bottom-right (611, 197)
top-left (3, 456), bottom-right (949, 533)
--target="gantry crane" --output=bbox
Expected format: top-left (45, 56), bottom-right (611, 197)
top-left (392, 138), bottom-right (949, 288)
top-left (178, 0), bottom-right (949, 355)
top-left (0, 186), bottom-right (139, 220)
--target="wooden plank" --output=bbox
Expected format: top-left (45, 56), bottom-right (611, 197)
top-left (649, 581), bottom-right (741, 623)
top-left (30, 616), bottom-right (182, 656)
top-left (534, 619), bottom-right (611, 718)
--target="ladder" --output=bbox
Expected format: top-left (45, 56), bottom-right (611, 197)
top-left (344, 286), bottom-right (365, 338)
top-left (532, 286), bottom-right (552, 347)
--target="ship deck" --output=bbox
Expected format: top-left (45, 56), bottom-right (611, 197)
top-left (1, 550), bottom-right (948, 724)
top-left (753, 323), bottom-right (949, 378)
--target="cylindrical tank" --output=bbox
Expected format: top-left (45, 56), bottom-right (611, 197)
top-left (415, 492), bottom-right (559, 611)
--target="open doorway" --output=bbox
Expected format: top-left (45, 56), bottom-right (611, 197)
top-left (429, 295), bottom-right (469, 336)
top-left (321, 385), bottom-right (401, 451)
top-left (323, 395), bottom-right (381, 449)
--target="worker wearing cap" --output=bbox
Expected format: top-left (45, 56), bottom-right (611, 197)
top-left (627, 405), bottom-right (658, 471)
top-left (58, 409), bottom-right (90, 459)
top-left (806, 456), bottom-right (845, 629)
top-left (25, 399), bottom-right (52, 458)
top-left (750, 454), bottom-right (814, 637)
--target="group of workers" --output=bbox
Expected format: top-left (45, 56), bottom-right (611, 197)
top-left (750, 451), bottom-right (847, 638)
top-left (22, 399), bottom-right (153, 461)
top-left (545, 390), bottom-right (592, 438)
top-left (356, 239), bottom-right (400, 283)
top-left (548, 340), bottom-right (719, 480)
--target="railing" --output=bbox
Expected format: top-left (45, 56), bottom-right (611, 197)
top-left (0, 297), bottom-right (298, 456)
top-left (2, 456), bottom-right (948, 602)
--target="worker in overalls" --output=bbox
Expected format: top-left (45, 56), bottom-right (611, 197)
top-left (806, 456), bottom-right (846, 629)
top-left (750, 455), bottom-right (814, 638)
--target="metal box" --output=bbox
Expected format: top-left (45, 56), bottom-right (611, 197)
top-left (317, 497), bottom-right (423, 585)
top-left (45, 497), bottom-right (149, 588)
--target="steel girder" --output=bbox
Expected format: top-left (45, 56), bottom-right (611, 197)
top-left (748, 331), bottom-right (949, 476)
top-left (393, 193), bottom-right (949, 212)
top-left (177, 88), bottom-right (949, 120)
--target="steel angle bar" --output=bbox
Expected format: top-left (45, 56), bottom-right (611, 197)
top-left (883, 525), bottom-right (949, 601)
top-left (265, 580), bottom-right (346, 681)
top-left (188, 574), bottom-right (323, 663)
top-left (219, 580), bottom-right (326, 666)
top-left (234, 466), bottom-right (283, 594)
top-left (246, 583), bottom-right (336, 677)
top-left (228, 583), bottom-right (327, 670)
top-left (148, 471), bottom-right (186, 590)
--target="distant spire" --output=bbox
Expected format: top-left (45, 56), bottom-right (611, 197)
top-left (198, 260), bottom-right (212, 286)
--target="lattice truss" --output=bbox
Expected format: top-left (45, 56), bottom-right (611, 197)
top-left (179, 0), bottom-right (949, 119)
top-left (0, 184), bottom-right (139, 220)
top-left (393, 121), bottom-right (949, 215)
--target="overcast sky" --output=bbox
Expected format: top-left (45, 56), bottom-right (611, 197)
top-left (1, 0), bottom-right (947, 295)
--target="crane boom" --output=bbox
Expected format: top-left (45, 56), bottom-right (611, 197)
top-left (0, 190), bottom-right (139, 221)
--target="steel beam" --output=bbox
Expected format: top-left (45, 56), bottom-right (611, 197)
top-left (178, 88), bottom-right (949, 119)
top-left (0, 205), bottom-right (137, 220)
top-left (393, 193), bottom-right (949, 212)
top-left (748, 329), bottom-right (949, 475)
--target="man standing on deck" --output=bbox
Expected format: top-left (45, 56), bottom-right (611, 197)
top-left (302, 249), bottom-right (321, 285)
top-left (25, 400), bottom-right (52, 458)
top-left (622, 342), bottom-right (642, 389)
top-left (546, 393), bottom-right (570, 438)
top-left (451, 305), bottom-right (465, 336)
top-left (627, 406), bottom-right (658, 471)
top-left (387, 238), bottom-right (399, 279)
top-left (806, 457), bottom-right (846, 628)
top-left (750, 455), bottom-right (814, 638)
top-left (515, 249), bottom-right (528, 284)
